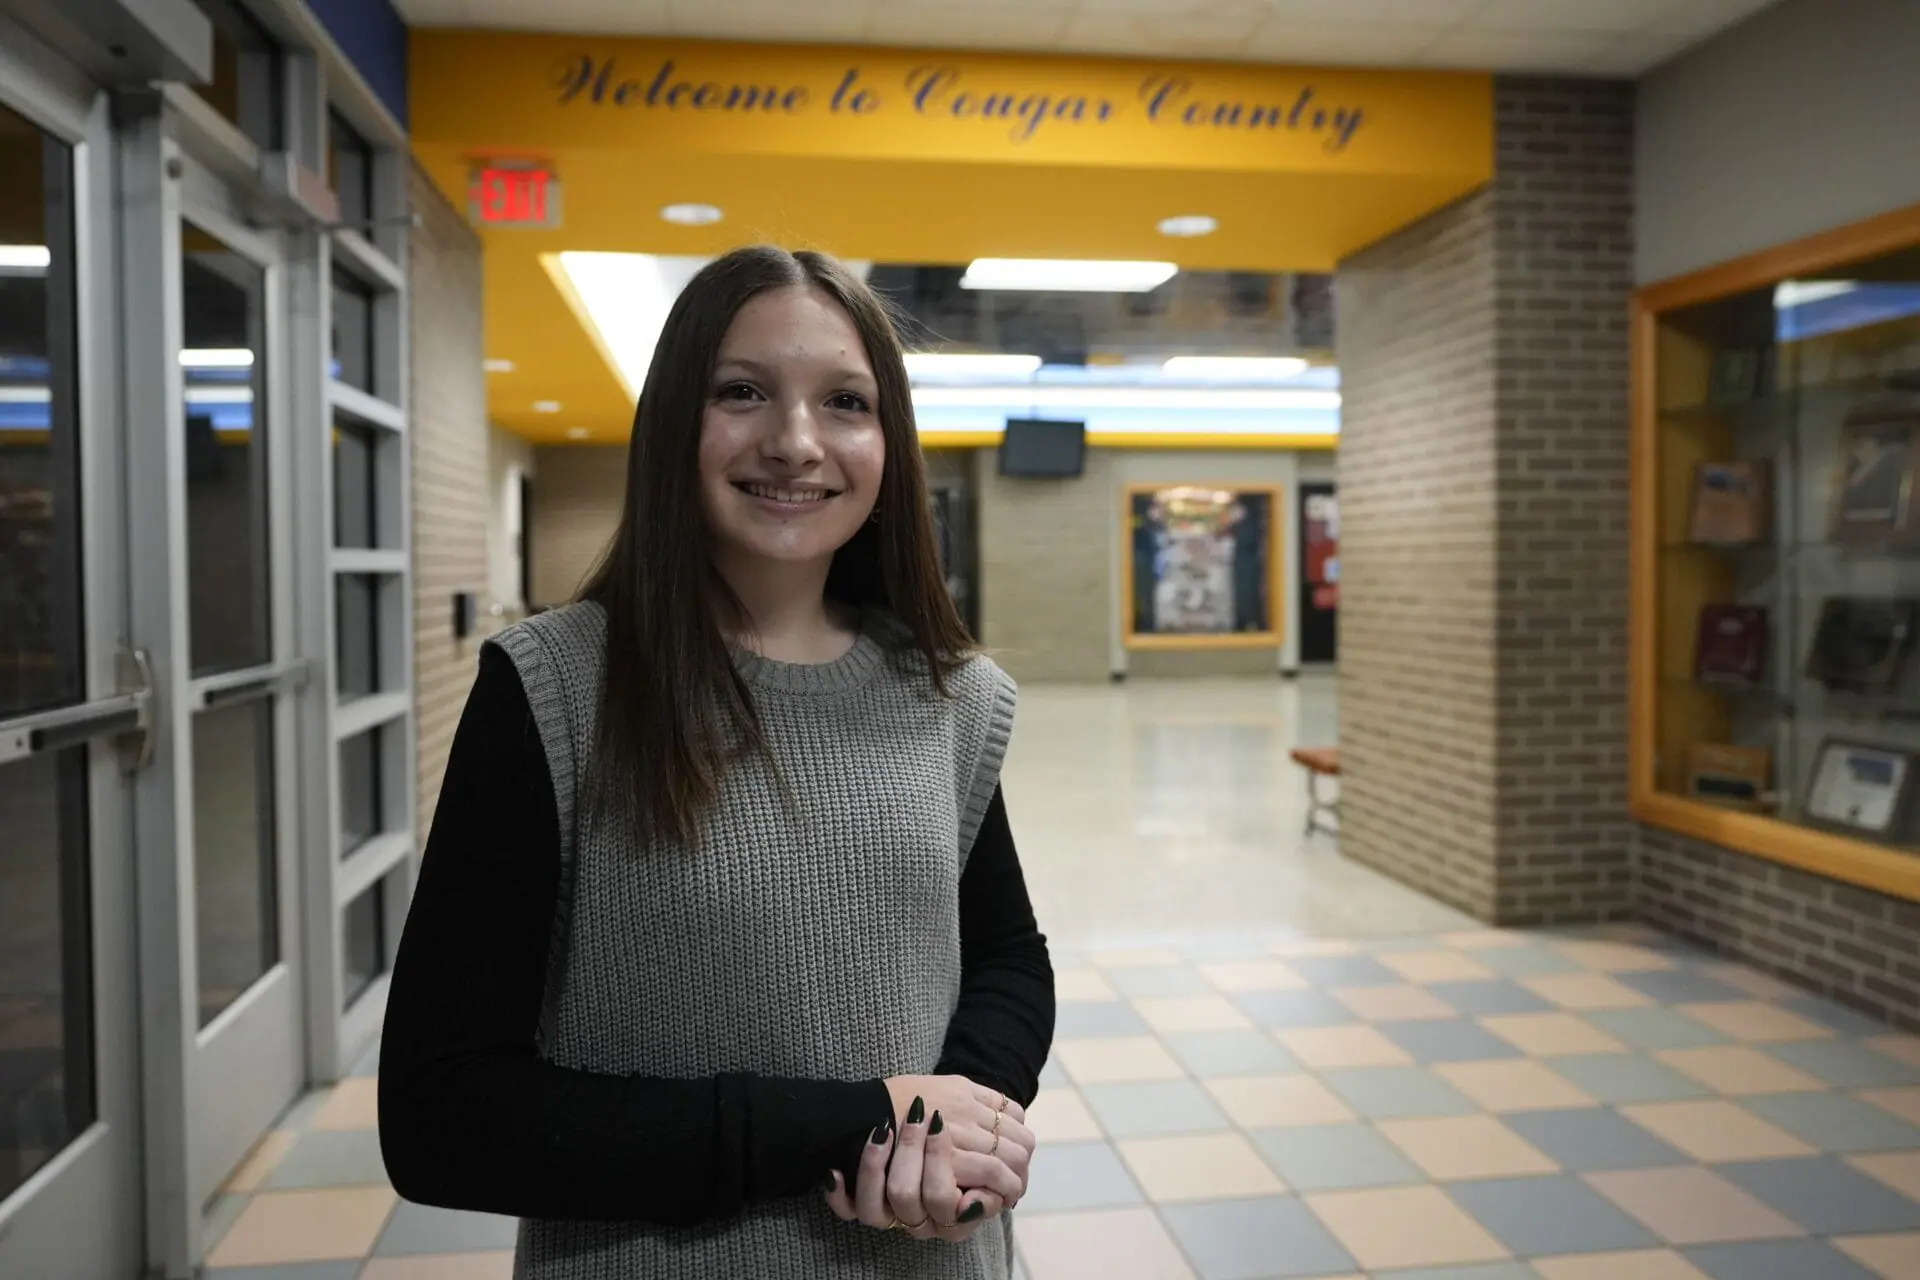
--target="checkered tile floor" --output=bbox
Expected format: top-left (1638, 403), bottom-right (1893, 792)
top-left (203, 924), bottom-right (1920, 1279)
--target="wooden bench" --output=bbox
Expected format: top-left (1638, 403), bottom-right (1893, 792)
top-left (1289, 747), bottom-right (1340, 837)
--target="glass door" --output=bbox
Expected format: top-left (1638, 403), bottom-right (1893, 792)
top-left (0, 84), bottom-right (145, 1280)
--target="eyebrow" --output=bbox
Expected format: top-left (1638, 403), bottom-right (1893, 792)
top-left (714, 356), bottom-right (876, 386)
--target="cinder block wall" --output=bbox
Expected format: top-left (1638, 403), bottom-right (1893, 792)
top-left (407, 162), bottom-right (489, 837)
top-left (528, 444), bottom-right (626, 608)
top-left (1336, 77), bottom-right (1634, 925)
top-left (974, 447), bottom-right (1116, 682)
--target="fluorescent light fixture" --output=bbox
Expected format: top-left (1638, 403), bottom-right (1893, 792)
top-left (0, 387), bottom-right (51, 404)
top-left (532, 400), bottom-right (563, 413)
top-left (565, 426), bottom-right (590, 440)
top-left (960, 258), bottom-right (1178, 293)
top-left (0, 245), bottom-right (50, 270)
top-left (1775, 280), bottom-right (1858, 309)
top-left (660, 202), bottom-right (723, 226)
top-left (1162, 356), bottom-right (1309, 382)
top-left (179, 348), bottom-right (255, 369)
top-left (552, 252), bottom-right (713, 400)
top-left (904, 353), bottom-right (1043, 380)
top-left (911, 386), bottom-right (1340, 412)
top-left (483, 358), bottom-right (515, 373)
top-left (184, 388), bottom-right (254, 405)
top-left (1157, 215), bottom-right (1218, 238)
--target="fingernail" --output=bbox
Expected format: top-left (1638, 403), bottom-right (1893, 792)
top-left (928, 1110), bottom-right (944, 1136)
top-left (906, 1096), bottom-right (925, 1126)
top-left (870, 1121), bottom-right (890, 1145)
top-left (958, 1200), bottom-right (985, 1223)
top-left (822, 1170), bottom-right (838, 1192)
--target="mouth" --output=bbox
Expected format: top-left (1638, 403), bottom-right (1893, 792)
top-left (732, 481), bottom-right (842, 507)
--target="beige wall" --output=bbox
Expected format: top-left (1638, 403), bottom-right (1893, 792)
top-left (407, 162), bottom-right (489, 838)
top-left (487, 426), bottom-right (535, 614)
top-left (529, 444), bottom-right (626, 607)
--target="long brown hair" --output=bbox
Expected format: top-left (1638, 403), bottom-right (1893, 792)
top-left (580, 246), bottom-right (973, 845)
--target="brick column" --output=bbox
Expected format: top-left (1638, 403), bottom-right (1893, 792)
top-left (1335, 77), bottom-right (1634, 925)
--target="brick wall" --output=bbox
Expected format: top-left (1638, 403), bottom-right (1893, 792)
top-left (407, 162), bottom-right (489, 837)
top-left (528, 444), bottom-right (626, 608)
top-left (1639, 828), bottom-right (1920, 1032)
top-left (1335, 76), bottom-right (1634, 924)
top-left (975, 446), bottom-right (1115, 682)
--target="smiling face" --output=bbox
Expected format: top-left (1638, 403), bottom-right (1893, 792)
top-left (698, 285), bottom-right (887, 583)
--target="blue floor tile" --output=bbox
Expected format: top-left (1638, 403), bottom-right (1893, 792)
top-left (1229, 990), bottom-right (1356, 1030)
top-left (347, 1039), bottom-right (381, 1079)
top-left (1584, 1007), bottom-right (1732, 1051)
top-left (1248, 1123), bottom-right (1424, 1191)
top-left (1766, 1038), bottom-right (1920, 1089)
top-left (1743, 1091), bottom-right (1920, 1153)
top-left (1017, 1142), bottom-right (1143, 1213)
top-left (1108, 965), bottom-right (1216, 999)
top-left (1371, 1268), bottom-right (1537, 1280)
top-left (1717, 1156), bottom-right (1920, 1235)
top-left (1778, 995), bottom-right (1897, 1038)
top-left (1379, 1019), bottom-right (1526, 1064)
top-left (374, 1203), bottom-right (519, 1256)
top-left (1164, 1030), bottom-right (1297, 1078)
top-left (1287, 954), bottom-right (1405, 987)
top-left (1501, 1108), bottom-right (1691, 1172)
top-left (1614, 969), bottom-right (1749, 1005)
top-left (1039, 1057), bottom-right (1069, 1087)
top-left (1080, 1079), bottom-right (1230, 1138)
top-left (1320, 1067), bottom-right (1478, 1119)
top-left (1055, 1000), bottom-right (1151, 1039)
top-left (262, 1130), bottom-right (389, 1190)
top-left (1423, 980), bottom-right (1554, 1018)
top-left (205, 1266), bottom-right (361, 1280)
top-left (1683, 1240), bottom-right (1881, 1280)
top-left (1471, 946), bottom-right (1583, 979)
top-left (1543, 1054), bottom-right (1713, 1104)
top-left (1161, 1196), bottom-right (1357, 1280)
top-left (1447, 1175), bottom-right (1659, 1258)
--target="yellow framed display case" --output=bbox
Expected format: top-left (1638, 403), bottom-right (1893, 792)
top-left (1631, 203), bottom-right (1920, 902)
top-left (1121, 482), bottom-right (1284, 651)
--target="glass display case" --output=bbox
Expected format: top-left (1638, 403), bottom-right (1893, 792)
top-left (1632, 207), bottom-right (1920, 899)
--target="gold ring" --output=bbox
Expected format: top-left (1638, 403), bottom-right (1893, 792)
top-left (996, 1093), bottom-right (1010, 1114)
top-left (896, 1215), bottom-right (929, 1232)
top-left (992, 1110), bottom-right (1004, 1139)
top-left (989, 1132), bottom-right (1001, 1158)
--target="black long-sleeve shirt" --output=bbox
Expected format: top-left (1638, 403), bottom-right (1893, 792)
top-left (378, 645), bottom-right (1054, 1224)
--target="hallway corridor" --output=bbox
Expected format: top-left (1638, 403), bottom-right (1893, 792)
top-left (200, 678), bottom-right (1920, 1279)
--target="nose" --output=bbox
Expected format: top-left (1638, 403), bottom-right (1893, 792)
top-left (762, 395), bottom-right (825, 467)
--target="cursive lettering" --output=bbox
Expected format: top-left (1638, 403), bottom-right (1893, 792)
top-left (908, 65), bottom-right (1115, 142)
top-left (557, 55), bottom-right (811, 114)
top-left (1139, 75), bottom-right (1365, 152)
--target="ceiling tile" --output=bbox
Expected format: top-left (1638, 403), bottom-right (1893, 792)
top-left (1647, 0), bottom-right (1783, 39)
top-left (883, 0), bottom-right (1079, 8)
top-left (1255, 0), bottom-right (1481, 21)
top-left (1467, 0), bottom-right (1673, 33)
top-left (1242, 18), bottom-right (1450, 64)
top-left (664, 0), bottom-right (872, 42)
top-left (1057, 7), bottom-right (1271, 61)
top-left (864, 7), bottom-right (1076, 51)
top-left (1413, 27), bottom-right (1617, 72)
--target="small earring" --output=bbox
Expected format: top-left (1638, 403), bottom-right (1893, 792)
top-left (868, 507), bottom-right (881, 525)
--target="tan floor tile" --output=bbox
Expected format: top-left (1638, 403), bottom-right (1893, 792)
top-left (1278, 1024), bottom-right (1414, 1069)
top-left (1520, 973), bottom-right (1654, 1011)
top-left (1305, 1184), bottom-right (1509, 1271)
top-left (1028, 1088), bottom-right (1106, 1144)
top-left (223, 1129), bottom-right (297, 1194)
top-left (1205, 1073), bottom-right (1356, 1128)
top-left (1376, 1114), bottom-right (1559, 1181)
top-left (311, 1077), bottom-right (380, 1131)
top-left (1553, 939), bottom-right (1677, 973)
top-left (1332, 983), bottom-right (1457, 1022)
top-left (1376, 950), bottom-right (1496, 984)
top-left (204, 1187), bottom-right (397, 1268)
top-left (1434, 1059), bottom-right (1596, 1112)
top-left (1480, 1012), bottom-right (1626, 1057)
top-left (1116, 1132), bottom-right (1287, 1202)
top-left (1704, 964), bottom-right (1805, 1001)
top-left (1132, 995), bottom-right (1254, 1035)
top-left (1836, 1232), bottom-right (1920, 1280)
top-left (1016, 1207), bottom-right (1195, 1280)
top-left (1197, 960), bottom-right (1308, 993)
top-left (1861, 1087), bottom-right (1920, 1126)
top-left (1089, 948), bottom-right (1185, 970)
top-left (359, 1254), bottom-right (516, 1280)
top-left (1870, 1035), bottom-right (1920, 1069)
top-left (1268, 938), bottom-right (1361, 958)
top-left (1055, 1037), bottom-right (1185, 1085)
top-left (1586, 1166), bottom-right (1803, 1245)
top-left (1054, 967), bottom-right (1119, 1002)
top-left (1653, 1046), bottom-right (1824, 1095)
top-left (1677, 1001), bottom-right (1832, 1043)
top-left (1620, 1099), bottom-right (1816, 1162)
top-left (1437, 930), bottom-right (1532, 951)
top-left (1851, 1152), bottom-right (1920, 1202)
top-left (1533, 1250), bottom-right (1712, 1280)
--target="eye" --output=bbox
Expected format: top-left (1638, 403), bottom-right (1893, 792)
top-left (827, 390), bottom-right (873, 414)
top-left (714, 380), bottom-right (763, 403)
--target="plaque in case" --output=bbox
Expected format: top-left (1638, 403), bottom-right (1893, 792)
top-left (1688, 459), bottom-right (1773, 546)
top-left (1806, 739), bottom-right (1916, 837)
top-left (1687, 742), bottom-right (1772, 809)
top-left (1833, 412), bottom-right (1920, 545)
top-left (1694, 604), bottom-right (1768, 687)
top-left (1806, 597), bottom-right (1920, 691)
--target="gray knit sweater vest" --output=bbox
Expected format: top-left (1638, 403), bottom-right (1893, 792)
top-left (488, 601), bottom-right (1019, 1280)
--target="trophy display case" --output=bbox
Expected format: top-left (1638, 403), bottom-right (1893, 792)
top-left (1632, 206), bottom-right (1920, 899)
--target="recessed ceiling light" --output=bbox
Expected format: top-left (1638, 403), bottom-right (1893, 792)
top-left (483, 358), bottom-right (515, 373)
top-left (1157, 215), bottom-right (1218, 238)
top-left (960, 258), bottom-right (1178, 293)
top-left (904, 353), bottom-right (1043, 380)
top-left (1162, 356), bottom-right (1309, 382)
top-left (660, 202), bottom-right (723, 226)
top-left (533, 400), bottom-right (562, 413)
top-left (911, 386), bottom-right (1340, 411)
top-left (565, 426), bottom-right (590, 440)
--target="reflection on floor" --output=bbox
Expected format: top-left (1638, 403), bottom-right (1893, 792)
top-left (200, 677), bottom-right (1920, 1279)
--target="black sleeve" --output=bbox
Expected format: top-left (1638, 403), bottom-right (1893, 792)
top-left (378, 644), bottom-right (891, 1225)
top-left (932, 787), bottom-right (1056, 1106)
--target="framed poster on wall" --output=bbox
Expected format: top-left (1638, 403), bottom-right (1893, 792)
top-left (1123, 484), bottom-right (1281, 649)
top-left (1298, 482), bottom-right (1338, 664)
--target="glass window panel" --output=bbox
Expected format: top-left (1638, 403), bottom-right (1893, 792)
top-left (199, 8), bottom-right (282, 151)
top-left (182, 224), bottom-right (271, 676)
top-left (0, 105), bottom-right (82, 717)
top-left (330, 269), bottom-right (374, 393)
top-left (332, 420), bottom-right (376, 549)
top-left (335, 573), bottom-right (379, 700)
top-left (342, 877), bottom-right (385, 1011)
top-left (339, 728), bottom-right (382, 857)
top-left (0, 749), bottom-right (95, 1204)
top-left (193, 700), bottom-right (278, 1027)
top-left (328, 110), bottom-right (373, 230)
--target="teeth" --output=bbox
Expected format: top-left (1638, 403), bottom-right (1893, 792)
top-left (744, 483), bottom-right (830, 504)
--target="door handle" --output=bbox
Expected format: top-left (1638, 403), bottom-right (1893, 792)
top-left (0, 647), bottom-right (153, 771)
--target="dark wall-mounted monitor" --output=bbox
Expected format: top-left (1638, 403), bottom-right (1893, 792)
top-left (999, 418), bottom-right (1086, 479)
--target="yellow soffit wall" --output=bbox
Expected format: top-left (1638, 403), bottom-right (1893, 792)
top-left (409, 33), bottom-right (1492, 441)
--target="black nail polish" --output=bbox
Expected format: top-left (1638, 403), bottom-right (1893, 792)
top-left (906, 1096), bottom-right (925, 1126)
top-left (958, 1200), bottom-right (986, 1224)
top-left (928, 1110), bottom-right (944, 1136)
top-left (870, 1121), bottom-right (890, 1145)
top-left (822, 1170), bottom-right (838, 1192)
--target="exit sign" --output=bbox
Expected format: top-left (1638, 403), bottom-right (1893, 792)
top-left (469, 165), bottom-right (561, 229)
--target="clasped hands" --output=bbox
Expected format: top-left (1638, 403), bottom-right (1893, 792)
top-left (824, 1074), bottom-right (1036, 1244)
